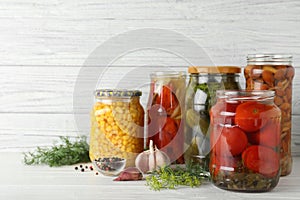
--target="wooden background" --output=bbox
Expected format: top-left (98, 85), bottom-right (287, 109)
top-left (0, 0), bottom-right (299, 152)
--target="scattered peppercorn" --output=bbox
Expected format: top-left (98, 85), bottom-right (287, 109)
top-left (74, 164), bottom-right (95, 173)
top-left (96, 172), bottom-right (99, 175)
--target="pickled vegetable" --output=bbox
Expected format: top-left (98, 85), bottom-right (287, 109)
top-left (184, 67), bottom-right (241, 170)
top-left (245, 54), bottom-right (294, 176)
top-left (90, 90), bottom-right (144, 167)
top-left (147, 72), bottom-right (185, 164)
top-left (210, 90), bottom-right (281, 192)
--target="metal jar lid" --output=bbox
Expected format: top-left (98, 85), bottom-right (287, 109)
top-left (94, 89), bottom-right (142, 98)
top-left (216, 90), bottom-right (275, 101)
top-left (247, 54), bottom-right (292, 65)
top-left (188, 66), bottom-right (241, 74)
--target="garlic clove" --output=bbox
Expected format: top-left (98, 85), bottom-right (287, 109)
top-left (154, 145), bottom-right (170, 169)
top-left (135, 151), bottom-right (149, 174)
top-left (148, 140), bottom-right (156, 172)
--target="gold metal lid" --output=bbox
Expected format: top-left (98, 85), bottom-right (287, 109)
top-left (188, 66), bottom-right (241, 74)
top-left (94, 89), bottom-right (142, 97)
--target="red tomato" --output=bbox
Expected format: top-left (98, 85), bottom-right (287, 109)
top-left (161, 117), bottom-right (184, 164)
top-left (149, 117), bottom-right (183, 163)
top-left (247, 120), bottom-right (281, 148)
top-left (210, 100), bottom-right (239, 125)
top-left (242, 145), bottom-right (280, 178)
top-left (235, 101), bottom-right (272, 132)
top-left (213, 126), bottom-right (248, 156)
top-left (160, 117), bottom-right (178, 147)
top-left (155, 86), bottom-right (179, 115)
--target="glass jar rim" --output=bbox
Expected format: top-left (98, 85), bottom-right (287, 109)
top-left (150, 71), bottom-right (185, 78)
top-left (216, 90), bottom-right (275, 101)
top-left (94, 89), bottom-right (142, 98)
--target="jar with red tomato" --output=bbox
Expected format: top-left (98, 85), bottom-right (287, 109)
top-left (147, 72), bottom-right (186, 164)
top-left (210, 90), bottom-right (281, 192)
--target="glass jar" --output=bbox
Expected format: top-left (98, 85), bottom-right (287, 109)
top-left (210, 90), bottom-right (281, 192)
top-left (89, 89), bottom-right (144, 167)
top-left (184, 66), bottom-right (241, 171)
top-left (147, 72), bottom-right (186, 164)
top-left (245, 54), bottom-right (294, 176)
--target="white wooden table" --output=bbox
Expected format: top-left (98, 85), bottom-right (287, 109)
top-left (1, 153), bottom-right (299, 200)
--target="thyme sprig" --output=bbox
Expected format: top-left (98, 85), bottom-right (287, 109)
top-left (23, 136), bottom-right (90, 167)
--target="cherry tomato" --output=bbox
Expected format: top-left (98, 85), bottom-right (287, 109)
top-left (213, 126), bottom-right (248, 156)
top-left (235, 101), bottom-right (273, 132)
top-left (242, 145), bottom-right (279, 178)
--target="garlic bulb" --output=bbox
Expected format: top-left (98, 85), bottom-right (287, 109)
top-left (135, 140), bottom-right (171, 174)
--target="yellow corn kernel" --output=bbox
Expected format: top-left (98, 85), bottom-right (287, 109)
top-left (123, 135), bottom-right (129, 140)
top-left (105, 125), bottom-right (112, 132)
top-left (120, 146), bottom-right (126, 152)
top-left (122, 140), bottom-right (128, 146)
top-left (99, 120), bottom-right (105, 127)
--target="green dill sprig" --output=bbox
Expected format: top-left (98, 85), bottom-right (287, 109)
top-left (146, 163), bottom-right (210, 191)
top-left (23, 136), bottom-right (90, 167)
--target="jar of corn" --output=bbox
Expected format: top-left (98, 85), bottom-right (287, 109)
top-left (89, 89), bottom-right (145, 167)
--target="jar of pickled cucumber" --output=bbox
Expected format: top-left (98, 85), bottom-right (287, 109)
top-left (245, 54), bottom-right (294, 176)
top-left (210, 90), bottom-right (281, 192)
top-left (90, 89), bottom-right (144, 167)
top-left (184, 66), bottom-right (241, 170)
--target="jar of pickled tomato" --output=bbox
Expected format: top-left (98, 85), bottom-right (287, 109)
top-left (90, 89), bottom-right (144, 167)
top-left (147, 72), bottom-right (186, 164)
top-left (210, 90), bottom-right (281, 192)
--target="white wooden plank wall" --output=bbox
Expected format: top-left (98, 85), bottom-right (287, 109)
top-left (0, 0), bottom-right (299, 151)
